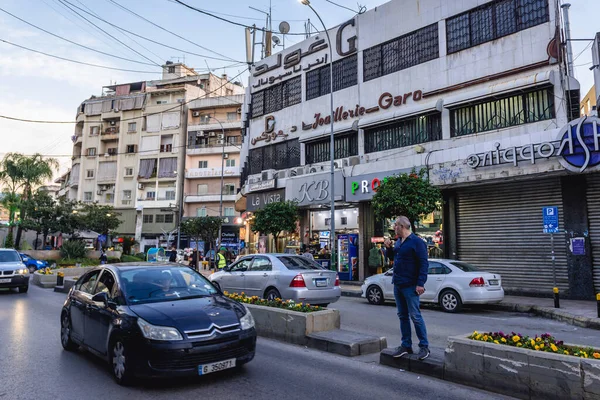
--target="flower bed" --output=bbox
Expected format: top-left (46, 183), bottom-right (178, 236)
top-left (469, 330), bottom-right (600, 359)
top-left (223, 292), bottom-right (322, 313)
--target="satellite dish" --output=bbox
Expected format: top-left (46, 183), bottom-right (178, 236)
top-left (279, 21), bottom-right (290, 34)
top-left (272, 35), bottom-right (281, 45)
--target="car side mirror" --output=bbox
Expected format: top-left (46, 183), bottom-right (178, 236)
top-left (92, 292), bottom-right (109, 307)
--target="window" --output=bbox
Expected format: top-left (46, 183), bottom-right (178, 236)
top-left (128, 122), bottom-right (137, 132)
top-left (227, 136), bottom-right (239, 145)
top-left (250, 256), bottom-right (272, 272)
top-left (450, 261), bottom-right (481, 272)
top-left (197, 184), bottom-right (208, 195)
top-left (106, 193), bottom-right (114, 203)
top-left (197, 207), bottom-right (207, 217)
top-left (251, 76), bottom-right (301, 118)
top-left (365, 112), bottom-right (442, 153)
top-left (86, 148), bottom-right (97, 156)
top-left (160, 144), bottom-right (172, 152)
top-left (305, 133), bottom-right (358, 164)
top-left (156, 214), bottom-right (165, 223)
top-left (126, 145), bottom-right (136, 154)
top-left (90, 126), bottom-right (99, 136)
top-left (156, 100), bottom-right (168, 105)
top-left (138, 159), bottom-right (157, 179)
top-left (93, 270), bottom-right (116, 296)
top-left (450, 86), bottom-right (554, 137)
top-left (165, 190), bottom-right (176, 200)
top-left (306, 54), bottom-right (358, 100)
top-left (84, 192), bottom-right (93, 202)
top-left (231, 258), bottom-right (253, 272)
top-left (223, 184), bottom-right (235, 195)
top-left (227, 112), bottom-right (238, 121)
top-left (199, 114), bottom-right (211, 124)
top-left (428, 262), bottom-right (447, 275)
top-left (86, 169), bottom-right (94, 179)
top-left (363, 23), bottom-right (438, 82)
top-left (325, 218), bottom-right (331, 226)
top-left (168, 66), bottom-right (175, 74)
top-left (446, 0), bottom-right (549, 54)
top-left (226, 159), bottom-right (236, 167)
top-left (248, 139), bottom-right (301, 175)
top-left (122, 190), bottom-right (132, 205)
top-left (224, 207), bottom-right (235, 216)
top-left (198, 160), bottom-right (208, 168)
top-left (276, 256), bottom-right (322, 270)
top-left (165, 214), bottom-right (174, 224)
top-left (341, 217), bottom-right (348, 225)
top-left (77, 270), bottom-right (101, 294)
top-left (146, 191), bottom-right (156, 200)
top-left (143, 215), bottom-right (153, 224)
top-left (107, 148), bottom-right (118, 156)
top-left (125, 167), bottom-right (134, 176)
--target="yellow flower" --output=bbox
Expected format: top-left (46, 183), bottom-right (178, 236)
top-left (476, 334), bottom-right (482, 340)
top-left (539, 344), bottom-right (545, 349)
top-left (483, 335), bottom-right (489, 341)
top-left (564, 351), bottom-right (570, 355)
top-left (594, 353), bottom-right (600, 359)
top-left (536, 337), bottom-right (542, 343)
top-left (473, 331), bottom-right (479, 336)
top-left (517, 343), bottom-right (523, 347)
top-left (535, 345), bottom-right (540, 351)
top-left (512, 335), bottom-right (520, 343)
top-left (501, 338), bottom-right (507, 343)
top-left (551, 344), bottom-right (558, 352)
top-left (494, 340), bottom-right (500, 345)
top-left (530, 339), bottom-right (536, 347)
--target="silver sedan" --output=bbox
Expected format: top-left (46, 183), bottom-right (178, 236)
top-left (209, 254), bottom-right (341, 307)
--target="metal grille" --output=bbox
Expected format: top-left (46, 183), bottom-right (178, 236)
top-left (251, 91), bottom-right (264, 118)
top-left (305, 55), bottom-right (358, 101)
top-left (283, 76), bottom-right (302, 108)
top-left (450, 86), bottom-right (554, 137)
top-left (364, 112), bottom-right (442, 154)
top-left (456, 178), bottom-right (568, 294)
top-left (305, 133), bottom-right (358, 164)
top-left (585, 174), bottom-right (600, 292)
top-left (250, 76), bottom-right (301, 118)
top-left (248, 139), bottom-right (300, 174)
top-left (149, 346), bottom-right (250, 370)
top-left (363, 23), bottom-right (438, 82)
top-left (446, 0), bottom-right (549, 54)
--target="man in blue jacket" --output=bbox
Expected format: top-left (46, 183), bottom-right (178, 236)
top-left (391, 216), bottom-right (430, 360)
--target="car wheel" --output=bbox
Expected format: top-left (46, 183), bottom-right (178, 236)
top-left (19, 286), bottom-right (29, 293)
top-left (439, 289), bottom-right (463, 313)
top-left (265, 288), bottom-right (281, 301)
top-left (28, 266), bottom-right (36, 274)
top-left (110, 339), bottom-right (133, 386)
top-left (366, 285), bottom-right (384, 305)
top-left (61, 314), bottom-right (79, 351)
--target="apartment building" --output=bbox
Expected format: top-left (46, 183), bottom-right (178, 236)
top-left (184, 95), bottom-right (244, 250)
top-left (69, 62), bottom-right (243, 251)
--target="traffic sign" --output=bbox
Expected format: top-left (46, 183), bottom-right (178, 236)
top-left (543, 206), bottom-right (559, 234)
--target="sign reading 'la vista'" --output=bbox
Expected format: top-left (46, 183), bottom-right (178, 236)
top-left (466, 117), bottom-right (600, 173)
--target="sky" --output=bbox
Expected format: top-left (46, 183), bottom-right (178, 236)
top-left (0, 0), bottom-right (597, 179)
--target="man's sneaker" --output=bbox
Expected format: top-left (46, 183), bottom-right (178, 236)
top-left (391, 346), bottom-right (413, 358)
top-left (417, 347), bottom-right (430, 360)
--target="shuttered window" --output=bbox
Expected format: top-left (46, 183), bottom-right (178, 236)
top-left (305, 133), bottom-right (358, 164)
top-left (364, 112), bottom-right (442, 153)
top-left (251, 76), bottom-right (301, 118)
top-left (248, 139), bottom-right (300, 175)
top-left (306, 54), bottom-right (358, 100)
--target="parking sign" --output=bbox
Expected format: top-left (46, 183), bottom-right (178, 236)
top-left (543, 207), bottom-right (559, 234)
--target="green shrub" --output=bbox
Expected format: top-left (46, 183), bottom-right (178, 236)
top-left (134, 252), bottom-right (146, 260)
top-left (107, 257), bottom-right (121, 264)
top-left (57, 258), bottom-right (100, 267)
top-left (5, 231), bottom-right (14, 248)
top-left (60, 240), bottom-right (87, 259)
top-left (121, 255), bottom-right (144, 263)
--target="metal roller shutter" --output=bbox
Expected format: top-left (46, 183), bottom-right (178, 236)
top-left (585, 173), bottom-right (600, 292)
top-left (456, 178), bottom-right (567, 294)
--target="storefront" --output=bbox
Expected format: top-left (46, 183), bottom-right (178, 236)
top-left (245, 184), bottom-right (287, 253)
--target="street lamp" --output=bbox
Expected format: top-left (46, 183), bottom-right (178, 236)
top-left (300, 0), bottom-right (336, 270)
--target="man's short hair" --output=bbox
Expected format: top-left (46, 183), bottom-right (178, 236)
top-left (397, 216), bottom-right (411, 229)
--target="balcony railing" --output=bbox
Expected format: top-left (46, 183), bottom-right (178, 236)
top-left (103, 126), bottom-right (120, 135)
top-left (185, 166), bottom-right (240, 178)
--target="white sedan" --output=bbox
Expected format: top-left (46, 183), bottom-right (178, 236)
top-left (360, 259), bottom-right (504, 313)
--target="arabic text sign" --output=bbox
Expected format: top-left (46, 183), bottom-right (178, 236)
top-left (186, 167), bottom-right (239, 178)
top-left (542, 206), bottom-right (559, 234)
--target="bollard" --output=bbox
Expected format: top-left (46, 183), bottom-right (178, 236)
top-left (553, 287), bottom-right (560, 309)
top-left (597, 293), bottom-right (600, 318)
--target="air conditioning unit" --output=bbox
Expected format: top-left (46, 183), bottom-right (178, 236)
top-left (294, 167), bottom-right (304, 176)
top-left (196, 131), bottom-right (205, 137)
top-left (96, 190), bottom-right (103, 195)
top-left (237, 108), bottom-right (242, 114)
top-left (192, 111), bottom-right (200, 117)
top-left (276, 170), bottom-right (290, 179)
top-left (348, 156), bottom-right (360, 166)
top-left (223, 153), bottom-right (229, 159)
top-left (217, 139), bottom-right (224, 145)
top-left (218, 133), bottom-right (224, 139)
top-left (209, 132), bottom-right (216, 137)
top-left (249, 176), bottom-right (261, 184)
top-left (177, 99), bottom-right (184, 103)
top-left (110, 121), bottom-right (116, 126)
top-left (309, 167), bottom-right (318, 174)
top-left (138, 183), bottom-right (145, 190)
top-left (333, 161), bottom-right (341, 169)
top-left (262, 169), bottom-right (275, 181)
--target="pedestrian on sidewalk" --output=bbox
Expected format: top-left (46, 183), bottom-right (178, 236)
top-left (391, 216), bottom-right (430, 360)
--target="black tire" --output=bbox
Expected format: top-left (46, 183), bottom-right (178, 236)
top-left (366, 285), bottom-right (385, 305)
top-left (28, 266), bottom-right (36, 274)
top-left (19, 286), bottom-right (29, 293)
top-left (264, 288), bottom-right (281, 301)
top-left (110, 338), bottom-right (134, 386)
top-left (439, 289), bottom-right (463, 313)
top-left (60, 313), bottom-right (79, 351)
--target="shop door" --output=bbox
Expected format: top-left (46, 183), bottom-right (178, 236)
top-left (455, 178), bottom-right (568, 294)
top-left (585, 174), bottom-right (600, 293)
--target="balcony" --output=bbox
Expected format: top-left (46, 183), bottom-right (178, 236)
top-left (185, 166), bottom-right (240, 179)
top-left (71, 134), bottom-right (82, 144)
top-left (185, 194), bottom-right (237, 203)
top-left (101, 126), bottom-right (120, 141)
top-left (188, 121), bottom-right (241, 132)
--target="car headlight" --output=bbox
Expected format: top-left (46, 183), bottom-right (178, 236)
top-left (36, 261), bottom-right (44, 265)
top-left (137, 318), bottom-right (183, 341)
top-left (15, 268), bottom-right (29, 275)
top-left (240, 307), bottom-right (255, 330)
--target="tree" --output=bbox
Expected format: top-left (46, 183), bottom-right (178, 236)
top-left (20, 191), bottom-right (57, 250)
top-left (121, 236), bottom-right (137, 255)
top-left (180, 216), bottom-right (223, 264)
top-left (251, 201), bottom-right (299, 252)
top-left (371, 168), bottom-right (442, 232)
top-left (0, 191), bottom-right (20, 246)
top-left (78, 203), bottom-right (122, 249)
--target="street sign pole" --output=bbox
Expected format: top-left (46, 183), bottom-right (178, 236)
top-left (543, 206), bottom-right (560, 308)
top-left (551, 232), bottom-right (556, 287)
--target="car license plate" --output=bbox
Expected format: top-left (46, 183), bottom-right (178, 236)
top-left (198, 358), bottom-right (236, 375)
top-left (489, 279), bottom-right (499, 286)
top-left (315, 279), bottom-right (327, 287)
top-left (0, 278), bottom-right (11, 283)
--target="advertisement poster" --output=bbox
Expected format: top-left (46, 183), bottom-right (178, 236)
top-left (258, 236), bottom-right (267, 254)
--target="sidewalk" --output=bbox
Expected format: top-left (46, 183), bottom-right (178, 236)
top-left (340, 284), bottom-right (600, 330)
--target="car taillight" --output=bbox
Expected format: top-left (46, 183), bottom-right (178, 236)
top-left (335, 275), bottom-right (340, 286)
top-left (469, 277), bottom-right (485, 287)
top-left (290, 274), bottom-right (306, 288)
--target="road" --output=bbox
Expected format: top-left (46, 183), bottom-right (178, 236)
top-left (0, 285), bottom-right (514, 400)
top-left (332, 296), bottom-right (600, 354)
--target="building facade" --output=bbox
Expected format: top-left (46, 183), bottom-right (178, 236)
top-left (239, 0), bottom-right (600, 299)
top-left (69, 63), bottom-right (243, 252)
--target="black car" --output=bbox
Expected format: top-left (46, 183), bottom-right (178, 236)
top-left (60, 263), bottom-right (256, 385)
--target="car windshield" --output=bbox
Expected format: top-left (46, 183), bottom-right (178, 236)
top-left (450, 261), bottom-right (480, 272)
top-left (0, 251), bottom-right (21, 263)
top-left (277, 256), bottom-right (325, 270)
top-left (119, 266), bottom-right (218, 305)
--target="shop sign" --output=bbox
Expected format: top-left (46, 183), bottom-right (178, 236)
top-left (246, 189), bottom-right (285, 212)
top-left (186, 167), bottom-right (239, 178)
top-left (221, 232), bottom-right (238, 243)
top-left (466, 117), bottom-right (600, 173)
top-left (286, 171), bottom-right (344, 207)
top-left (248, 178), bottom-right (276, 193)
top-left (345, 169), bottom-right (413, 201)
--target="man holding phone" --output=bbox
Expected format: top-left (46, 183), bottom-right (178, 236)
top-left (391, 216), bottom-right (430, 360)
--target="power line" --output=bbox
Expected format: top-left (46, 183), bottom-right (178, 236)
top-left (0, 38), bottom-right (160, 74)
top-left (324, 0), bottom-right (363, 14)
top-left (0, 7), bottom-right (157, 67)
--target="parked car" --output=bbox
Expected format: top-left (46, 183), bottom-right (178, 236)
top-left (209, 254), bottom-right (341, 307)
top-left (20, 253), bottom-right (49, 273)
top-left (60, 263), bottom-right (256, 385)
top-left (0, 249), bottom-right (30, 293)
top-left (361, 259), bottom-right (504, 313)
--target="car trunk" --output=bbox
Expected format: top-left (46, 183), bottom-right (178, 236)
top-left (462, 271), bottom-right (502, 291)
top-left (299, 271), bottom-right (337, 290)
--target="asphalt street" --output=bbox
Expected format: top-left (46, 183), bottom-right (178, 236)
top-left (332, 296), bottom-right (600, 355)
top-left (0, 285), bottom-right (515, 400)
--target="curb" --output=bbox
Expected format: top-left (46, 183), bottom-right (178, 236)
top-left (341, 290), bottom-right (362, 298)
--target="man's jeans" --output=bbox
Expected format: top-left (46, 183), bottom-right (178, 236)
top-left (393, 285), bottom-right (429, 349)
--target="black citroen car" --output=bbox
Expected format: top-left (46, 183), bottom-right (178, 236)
top-left (60, 263), bottom-right (256, 385)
